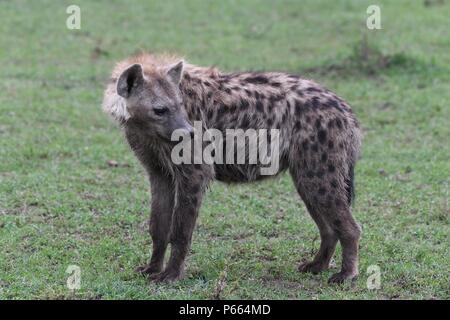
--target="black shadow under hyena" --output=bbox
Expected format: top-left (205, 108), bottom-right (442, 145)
top-left (102, 53), bottom-right (362, 284)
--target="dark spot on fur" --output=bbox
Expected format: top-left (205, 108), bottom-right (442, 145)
top-left (256, 100), bottom-right (264, 112)
top-left (286, 100), bottom-right (291, 110)
top-left (240, 99), bottom-right (249, 110)
top-left (295, 100), bottom-right (302, 116)
top-left (328, 99), bottom-right (341, 111)
top-left (306, 170), bottom-right (315, 178)
top-left (328, 140), bottom-right (334, 149)
top-left (330, 179), bottom-right (338, 188)
top-left (269, 94), bottom-right (284, 104)
top-left (321, 153), bottom-right (328, 163)
top-left (302, 140), bottom-right (309, 151)
top-left (224, 88), bottom-right (231, 94)
top-left (328, 164), bottom-right (336, 173)
top-left (318, 129), bottom-right (327, 144)
top-left (316, 169), bottom-right (325, 178)
top-left (271, 82), bottom-right (281, 87)
top-left (240, 115), bottom-right (250, 129)
top-left (327, 119), bottom-right (335, 129)
top-left (318, 187), bottom-right (327, 196)
top-left (333, 218), bottom-right (342, 226)
top-left (207, 108), bottom-right (214, 119)
top-left (311, 143), bottom-right (319, 152)
top-left (306, 87), bottom-right (322, 93)
top-left (311, 97), bottom-right (320, 108)
top-left (315, 119), bottom-right (321, 129)
top-left (185, 88), bottom-right (196, 98)
top-left (304, 100), bottom-right (313, 110)
top-left (294, 121), bottom-right (301, 131)
top-left (336, 119), bottom-right (343, 129)
top-left (267, 118), bottom-right (274, 127)
top-left (245, 75), bottom-right (270, 84)
top-left (217, 104), bottom-right (227, 118)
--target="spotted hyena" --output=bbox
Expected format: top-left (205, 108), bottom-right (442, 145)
top-left (102, 53), bottom-right (362, 284)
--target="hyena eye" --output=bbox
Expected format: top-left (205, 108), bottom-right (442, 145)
top-left (153, 107), bottom-right (169, 116)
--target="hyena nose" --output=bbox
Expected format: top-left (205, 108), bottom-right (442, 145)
top-left (178, 123), bottom-right (194, 138)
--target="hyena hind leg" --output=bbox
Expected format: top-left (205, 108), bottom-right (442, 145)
top-left (327, 204), bottom-right (361, 284)
top-left (290, 165), bottom-right (361, 284)
top-left (290, 168), bottom-right (338, 274)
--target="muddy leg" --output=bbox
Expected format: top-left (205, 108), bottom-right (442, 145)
top-left (136, 174), bottom-right (175, 276)
top-left (298, 202), bottom-right (338, 274)
top-left (328, 209), bottom-right (361, 284)
top-left (291, 169), bottom-right (338, 273)
top-left (150, 166), bottom-right (210, 282)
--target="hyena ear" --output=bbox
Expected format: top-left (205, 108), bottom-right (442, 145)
top-left (166, 60), bottom-right (184, 84)
top-left (117, 64), bottom-right (144, 98)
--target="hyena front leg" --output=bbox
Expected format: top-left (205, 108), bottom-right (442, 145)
top-left (150, 165), bottom-right (211, 283)
top-left (136, 173), bottom-right (175, 276)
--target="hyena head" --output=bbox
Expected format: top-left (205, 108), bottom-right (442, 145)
top-left (116, 61), bottom-right (193, 141)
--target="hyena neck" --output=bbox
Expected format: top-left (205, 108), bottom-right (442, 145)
top-left (123, 121), bottom-right (174, 174)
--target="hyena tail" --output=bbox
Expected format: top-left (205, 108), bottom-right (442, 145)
top-left (345, 163), bottom-right (355, 206)
top-left (346, 127), bottom-right (361, 206)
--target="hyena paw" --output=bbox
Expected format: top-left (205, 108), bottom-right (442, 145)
top-left (298, 260), bottom-right (328, 274)
top-left (149, 269), bottom-right (183, 283)
top-left (135, 264), bottom-right (161, 276)
top-left (328, 271), bottom-right (358, 284)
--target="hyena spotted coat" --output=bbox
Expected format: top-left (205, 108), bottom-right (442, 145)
top-left (103, 53), bottom-right (362, 284)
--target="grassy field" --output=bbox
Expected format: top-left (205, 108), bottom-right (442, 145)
top-left (0, 0), bottom-right (449, 299)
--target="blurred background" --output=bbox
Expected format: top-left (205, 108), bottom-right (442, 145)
top-left (0, 0), bottom-right (448, 299)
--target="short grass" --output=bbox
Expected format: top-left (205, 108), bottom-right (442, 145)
top-left (0, 0), bottom-right (449, 299)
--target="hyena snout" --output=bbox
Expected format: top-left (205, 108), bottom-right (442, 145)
top-left (167, 116), bottom-right (194, 140)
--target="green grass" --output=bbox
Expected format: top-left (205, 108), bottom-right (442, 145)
top-left (0, 0), bottom-right (449, 299)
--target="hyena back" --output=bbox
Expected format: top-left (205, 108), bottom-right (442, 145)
top-left (102, 53), bottom-right (362, 284)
